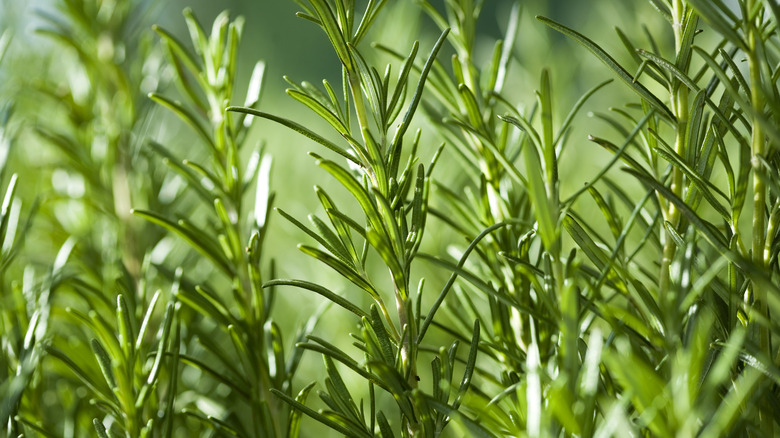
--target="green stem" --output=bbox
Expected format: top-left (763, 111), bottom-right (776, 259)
top-left (659, 2), bottom-right (689, 301)
top-left (349, 70), bottom-right (371, 138)
top-left (233, 211), bottom-right (282, 437)
top-left (748, 29), bottom-right (767, 275)
top-left (765, 204), bottom-right (779, 277)
top-left (746, 4), bottom-right (772, 434)
top-left (396, 287), bottom-right (420, 438)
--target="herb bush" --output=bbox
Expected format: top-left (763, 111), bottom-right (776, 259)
top-left (1, 0), bottom-right (780, 436)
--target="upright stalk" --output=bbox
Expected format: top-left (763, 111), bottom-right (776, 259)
top-left (745, 1), bottom-right (771, 434)
top-left (659, 1), bottom-right (690, 303)
top-left (746, 5), bottom-right (767, 304)
top-left (346, 47), bottom-right (419, 400)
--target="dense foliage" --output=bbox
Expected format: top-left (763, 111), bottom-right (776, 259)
top-left (2, 0), bottom-right (780, 436)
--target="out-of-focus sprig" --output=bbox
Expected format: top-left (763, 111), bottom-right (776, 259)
top-left (139, 8), bottom-right (311, 437)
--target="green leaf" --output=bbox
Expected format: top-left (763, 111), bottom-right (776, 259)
top-left (385, 41), bottom-right (418, 128)
top-left (622, 168), bottom-right (728, 249)
top-left (227, 324), bottom-right (254, 386)
top-left (634, 48), bottom-right (753, 150)
top-left (146, 141), bottom-right (213, 203)
top-left (311, 213), bottom-right (354, 263)
top-left (362, 128), bottom-right (388, 194)
top-left (431, 355), bottom-right (445, 402)
top-left (418, 222), bottom-right (514, 342)
top-left (555, 79), bottom-right (613, 148)
top-left (523, 131), bottom-right (558, 252)
top-left (287, 382), bottom-right (316, 438)
top-left (352, 0), bottom-right (388, 45)
top-left (135, 302), bottom-right (175, 409)
top-left (483, 39), bottom-right (504, 98)
top-left (578, 328), bottom-right (603, 435)
top-left (264, 279), bottom-right (368, 318)
top-left (271, 388), bottom-right (370, 438)
top-left (407, 163), bottom-right (427, 254)
top-left (686, 0), bottom-right (746, 51)
top-left (647, 0), bottom-right (672, 23)
top-left (225, 107), bottom-right (360, 165)
top-left (563, 215), bottom-right (628, 294)
top-left (180, 410), bottom-right (241, 437)
top-left (497, 114), bottom-right (540, 149)
top-left (316, 186), bottom-right (360, 263)
top-left (154, 27), bottom-right (209, 111)
top-left (538, 69), bottom-right (555, 182)
top-left (255, 154), bottom-right (273, 228)
top-left (163, 313), bottom-right (180, 438)
top-left (693, 47), bottom-right (780, 146)
top-left (366, 191), bottom-right (405, 277)
top-left (452, 320), bottom-right (480, 409)
top-left (536, 16), bottom-right (675, 122)
top-left (223, 17), bottom-right (241, 92)
top-left (703, 329), bottom-right (745, 396)
top-left (183, 7), bottom-right (209, 59)
top-left (462, 115), bottom-right (529, 187)
top-left (91, 338), bottom-right (118, 392)
top-left (375, 411), bottom-right (394, 438)
top-left (663, 221), bottom-right (686, 248)
top-left (174, 281), bottom-right (234, 328)
top-left (699, 368), bottom-right (763, 437)
top-left (603, 344), bottom-right (670, 436)
top-left (615, 28), bottom-right (667, 87)
top-left (135, 290), bottom-right (161, 351)
top-left (0, 30), bottom-right (10, 64)
top-left (586, 134), bottom-right (652, 176)
top-left (421, 252), bottom-right (548, 320)
top-left (367, 361), bottom-right (416, 420)
top-left (315, 156), bottom-right (386, 237)
top-left (306, 0), bottom-right (354, 70)
top-left (149, 93), bottom-right (215, 152)
top-left (587, 186), bottom-right (622, 242)
top-left (488, 2), bottom-right (521, 95)
top-left (301, 336), bottom-right (384, 387)
top-left (277, 208), bottom-right (349, 264)
top-left (298, 244), bottom-right (377, 297)
top-left (322, 356), bottom-right (365, 428)
top-left (418, 393), bottom-right (497, 438)
top-left (351, 47), bottom-right (386, 128)
top-left (268, 321), bottom-right (286, 388)
top-left (175, 352), bottom-right (250, 400)
top-left (458, 84), bottom-right (483, 130)
top-left (192, 331), bottom-right (245, 385)
top-left (131, 209), bottom-right (234, 276)
top-left (362, 306), bottom-right (396, 365)
top-left (115, 295), bottom-right (135, 362)
top-left (287, 88), bottom-right (351, 138)
top-left (245, 61), bottom-right (266, 109)
top-left (184, 159), bottom-right (224, 197)
top-left (650, 136), bottom-right (730, 219)
top-left (390, 28), bottom-right (450, 148)
top-left (44, 345), bottom-right (117, 409)
top-left (93, 419), bottom-right (110, 438)
top-left (0, 174), bottom-right (19, 250)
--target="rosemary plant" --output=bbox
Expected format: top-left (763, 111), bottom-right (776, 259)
top-left (228, 1), bottom-right (482, 435)
top-left (1, 0), bottom-right (779, 436)
top-left (0, 30), bottom-right (48, 435)
top-left (136, 8), bottom-right (307, 437)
